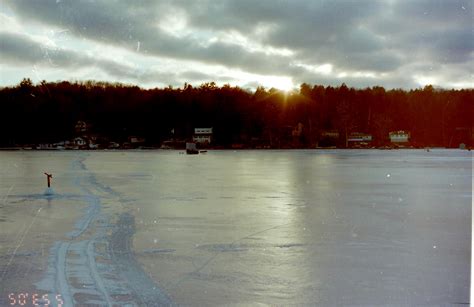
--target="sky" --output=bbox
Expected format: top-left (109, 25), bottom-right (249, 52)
top-left (0, 0), bottom-right (472, 90)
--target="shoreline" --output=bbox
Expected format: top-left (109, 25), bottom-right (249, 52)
top-left (0, 147), bottom-right (469, 151)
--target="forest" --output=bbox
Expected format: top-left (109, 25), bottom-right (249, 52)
top-left (0, 78), bottom-right (472, 148)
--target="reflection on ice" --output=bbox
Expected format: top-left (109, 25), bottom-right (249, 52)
top-left (0, 149), bottom-right (471, 306)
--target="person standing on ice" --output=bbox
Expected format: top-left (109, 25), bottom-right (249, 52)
top-left (44, 172), bottom-right (53, 187)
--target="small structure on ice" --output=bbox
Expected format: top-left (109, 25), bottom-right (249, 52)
top-left (44, 172), bottom-right (53, 187)
top-left (186, 142), bottom-right (199, 154)
top-left (44, 172), bottom-right (55, 195)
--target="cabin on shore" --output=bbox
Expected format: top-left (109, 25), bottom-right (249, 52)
top-left (193, 128), bottom-right (213, 144)
top-left (348, 132), bottom-right (373, 147)
top-left (70, 137), bottom-right (87, 149)
top-left (389, 131), bottom-right (410, 144)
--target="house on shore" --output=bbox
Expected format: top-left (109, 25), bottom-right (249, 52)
top-left (74, 137), bottom-right (87, 148)
top-left (348, 133), bottom-right (373, 148)
top-left (389, 131), bottom-right (410, 144)
top-left (193, 128), bottom-right (213, 144)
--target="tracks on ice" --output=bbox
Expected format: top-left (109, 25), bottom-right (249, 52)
top-left (36, 155), bottom-right (172, 306)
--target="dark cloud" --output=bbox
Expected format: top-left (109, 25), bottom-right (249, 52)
top-left (178, 71), bottom-right (216, 82)
top-left (2, 0), bottom-right (472, 88)
top-left (3, 0), bottom-right (295, 76)
top-left (0, 32), bottom-right (46, 63)
top-left (0, 32), bottom-right (87, 67)
top-left (0, 32), bottom-right (179, 84)
top-left (393, 0), bottom-right (472, 25)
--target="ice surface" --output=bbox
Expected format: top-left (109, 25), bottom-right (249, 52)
top-left (0, 149), bottom-right (471, 305)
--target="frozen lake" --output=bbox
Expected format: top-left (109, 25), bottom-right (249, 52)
top-left (0, 149), bottom-right (471, 305)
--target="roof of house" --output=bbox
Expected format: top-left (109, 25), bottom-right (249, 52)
top-left (194, 128), bottom-right (213, 134)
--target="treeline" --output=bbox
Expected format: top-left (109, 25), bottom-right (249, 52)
top-left (0, 78), bottom-right (472, 147)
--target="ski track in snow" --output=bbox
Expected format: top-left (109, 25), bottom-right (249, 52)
top-left (35, 155), bottom-right (172, 306)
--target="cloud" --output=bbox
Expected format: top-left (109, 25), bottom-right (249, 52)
top-left (2, 0), bottom-right (294, 76)
top-left (0, 31), bottom-right (180, 84)
top-left (0, 32), bottom-right (46, 64)
top-left (1, 0), bottom-right (472, 89)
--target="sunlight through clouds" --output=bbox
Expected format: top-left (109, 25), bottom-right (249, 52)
top-left (294, 63), bottom-right (333, 75)
top-left (0, 0), bottom-right (472, 89)
top-left (259, 75), bottom-right (294, 91)
top-left (218, 30), bottom-right (294, 57)
top-left (157, 8), bottom-right (189, 38)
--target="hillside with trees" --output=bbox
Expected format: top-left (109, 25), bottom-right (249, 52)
top-left (0, 78), bottom-right (472, 148)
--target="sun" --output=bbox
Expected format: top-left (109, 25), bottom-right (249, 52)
top-left (261, 76), bottom-right (294, 92)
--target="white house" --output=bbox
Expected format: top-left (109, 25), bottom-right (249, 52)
top-left (193, 128), bottom-right (213, 144)
top-left (348, 133), bottom-right (373, 147)
top-left (389, 131), bottom-right (410, 143)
